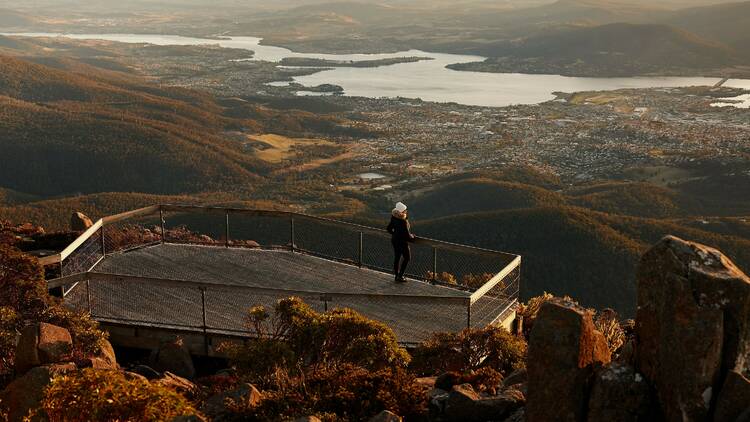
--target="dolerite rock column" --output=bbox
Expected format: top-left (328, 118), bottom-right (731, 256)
top-left (526, 298), bottom-right (611, 422)
top-left (636, 235), bottom-right (750, 421)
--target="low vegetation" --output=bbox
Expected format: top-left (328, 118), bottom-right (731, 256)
top-left (0, 227), bottom-right (107, 382)
top-left (37, 369), bottom-right (199, 421)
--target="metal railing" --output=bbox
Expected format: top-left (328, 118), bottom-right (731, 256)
top-left (43, 205), bottom-right (522, 343)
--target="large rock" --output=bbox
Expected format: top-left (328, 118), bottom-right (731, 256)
top-left (70, 212), bottom-right (93, 232)
top-left (156, 371), bottom-right (199, 398)
top-left (202, 383), bottom-right (262, 420)
top-left (14, 323), bottom-right (73, 374)
top-left (79, 338), bottom-right (118, 370)
top-left (586, 363), bottom-right (657, 422)
top-left (502, 368), bottom-right (527, 388)
top-left (444, 384), bottom-right (524, 422)
top-left (369, 410), bottom-right (402, 422)
top-left (714, 371), bottom-right (750, 422)
top-left (149, 338), bottom-right (195, 379)
top-left (526, 299), bottom-right (611, 422)
top-left (635, 236), bottom-right (750, 421)
top-left (0, 363), bottom-right (76, 421)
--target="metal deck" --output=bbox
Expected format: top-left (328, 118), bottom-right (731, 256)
top-left (70, 243), bottom-right (483, 344)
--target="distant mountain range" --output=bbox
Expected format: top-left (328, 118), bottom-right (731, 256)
top-left (448, 22), bottom-right (744, 77)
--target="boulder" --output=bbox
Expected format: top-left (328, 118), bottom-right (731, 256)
top-left (526, 299), bottom-right (611, 422)
top-left (502, 368), bottom-right (527, 388)
top-left (635, 236), bottom-right (750, 422)
top-left (94, 339), bottom-right (118, 368)
top-left (292, 417), bottom-right (322, 422)
top-left (444, 384), bottom-right (524, 422)
top-left (131, 364), bottom-right (161, 380)
top-left (70, 212), bottom-right (93, 232)
top-left (504, 408), bottom-right (525, 422)
top-left (0, 363), bottom-right (76, 421)
top-left (586, 363), bottom-right (657, 422)
top-left (78, 339), bottom-right (118, 370)
top-left (15, 323), bottom-right (73, 374)
top-left (415, 376), bottom-right (436, 390)
top-left (203, 383), bottom-right (262, 419)
top-left (123, 371), bottom-right (149, 383)
top-left (369, 410), bottom-right (402, 422)
top-left (714, 371), bottom-right (750, 422)
top-left (427, 387), bottom-right (449, 417)
top-left (156, 371), bottom-right (199, 398)
top-left (78, 357), bottom-right (115, 370)
top-left (435, 372), bottom-right (461, 392)
top-left (149, 338), bottom-right (195, 379)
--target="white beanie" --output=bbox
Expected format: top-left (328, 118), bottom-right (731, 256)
top-left (394, 202), bottom-right (407, 212)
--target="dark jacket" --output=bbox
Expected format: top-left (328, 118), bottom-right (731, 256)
top-left (387, 214), bottom-right (415, 244)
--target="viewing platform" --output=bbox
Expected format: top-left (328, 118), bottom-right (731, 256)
top-left (42, 205), bottom-right (521, 353)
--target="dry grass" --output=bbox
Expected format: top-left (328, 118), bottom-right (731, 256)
top-left (247, 133), bottom-right (335, 164)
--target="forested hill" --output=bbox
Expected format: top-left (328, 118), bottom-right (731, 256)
top-left (407, 176), bottom-right (750, 316)
top-left (0, 54), bottom-right (355, 198)
top-left (449, 23), bottom-right (742, 76)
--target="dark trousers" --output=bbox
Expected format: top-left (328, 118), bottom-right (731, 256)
top-left (392, 241), bottom-right (411, 278)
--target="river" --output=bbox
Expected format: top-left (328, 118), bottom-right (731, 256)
top-left (6, 33), bottom-right (749, 108)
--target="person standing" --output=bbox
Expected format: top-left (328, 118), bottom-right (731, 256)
top-left (387, 202), bottom-right (415, 282)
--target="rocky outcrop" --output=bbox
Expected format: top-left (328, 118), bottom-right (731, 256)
top-left (14, 323), bottom-right (73, 375)
top-left (636, 236), bottom-right (750, 421)
top-left (79, 338), bottom-right (118, 370)
top-left (525, 299), bottom-right (611, 422)
top-left (0, 363), bottom-right (76, 421)
top-left (149, 338), bottom-right (196, 379)
top-left (202, 383), bottom-right (262, 420)
top-left (70, 211), bottom-right (93, 232)
top-left (369, 410), bottom-right (402, 422)
top-left (443, 383), bottom-right (524, 422)
top-left (714, 371), bottom-right (750, 422)
top-left (156, 371), bottom-right (199, 398)
top-left (587, 362), bottom-right (656, 421)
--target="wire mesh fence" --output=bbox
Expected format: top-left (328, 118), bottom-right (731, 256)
top-left (64, 273), bottom-right (470, 344)
top-left (61, 229), bottom-right (104, 277)
top-left (470, 260), bottom-right (521, 328)
top-left (52, 205), bottom-right (522, 342)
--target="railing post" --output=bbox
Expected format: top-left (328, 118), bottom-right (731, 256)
top-left (200, 287), bottom-right (208, 355)
top-left (225, 211), bottom-right (230, 248)
top-left (159, 207), bottom-right (166, 243)
top-left (85, 277), bottom-right (92, 315)
top-left (467, 300), bottom-right (472, 330)
top-left (432, 247), bottom-right (438, 284)
top-left (100, 226), bottom-right (106, 257)
top-left (290, 217), bottom-right (295, 252)
top-left (357, 232), bottom-right (365, 268)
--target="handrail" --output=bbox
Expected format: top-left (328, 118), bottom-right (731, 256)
top-left (161, 204), bottom-right (519, 259)
top-left (470, 255), bottom-right (521, 304)
top-left (41, 204), bottom-right (521, 285)
top-left (38, 205), bottom-right (161, 266)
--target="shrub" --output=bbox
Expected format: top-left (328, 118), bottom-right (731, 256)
top-left (436, 367), bottom-right (504, 395)
top-left (0, 244), bottom-right (49, 319)
top-left (235, 364), bottom-right (427, 422)
top-left (37, 368), bottom-right (200, 422)
top-left (42, 305), bottom-right (108, 358)
top-left (218, 338), bottom-right (295, 388)
top-left (0, 307), bottom-right (19, 374)
top-left (593, 308), bottom-right (626, 355)
top-left (0, 244), bottom-right (108, 374)
top-left (410, 326), bottom-right (526, 377)
top-left (226, 297), bottom-right (410, 376)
